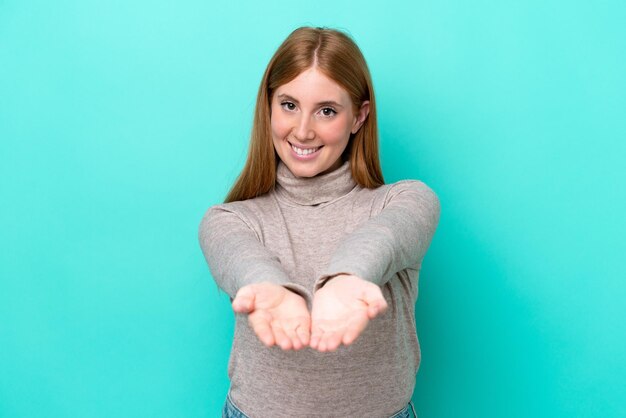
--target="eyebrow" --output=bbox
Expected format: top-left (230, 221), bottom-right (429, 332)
top-left (276, 93), bottom-right (344, 109)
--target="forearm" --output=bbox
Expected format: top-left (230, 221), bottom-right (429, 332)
top-left (315, 180), bottom-right (440, 290)
top-left (199, 205), bottom-right (309, 300)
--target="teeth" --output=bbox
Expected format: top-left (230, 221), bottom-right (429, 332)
top-left (291, 144), bottom-right (320, 155)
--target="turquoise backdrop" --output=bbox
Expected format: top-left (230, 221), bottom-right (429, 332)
top-left (1, 1), bottom-right (625, 417)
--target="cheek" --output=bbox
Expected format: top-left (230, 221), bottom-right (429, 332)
top-left (270, 113), bottom-right (290, 140)
top-left (319, 118), bottom-right (352, 145)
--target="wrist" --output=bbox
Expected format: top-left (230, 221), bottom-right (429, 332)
top-left (316, 273), bottom-right (356, 291)
top-left (281, 283), bottom-right (312, 303)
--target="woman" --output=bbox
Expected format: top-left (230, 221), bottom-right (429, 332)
top-left (199, 26), bottom-right (440, 418)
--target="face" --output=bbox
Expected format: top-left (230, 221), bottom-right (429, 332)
top-left (270, 67), bottom-right (369, 178)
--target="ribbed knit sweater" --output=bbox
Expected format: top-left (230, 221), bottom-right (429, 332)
top-left (198, 160), bottom-right (440, 418)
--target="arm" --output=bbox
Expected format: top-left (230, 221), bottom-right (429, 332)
top-left (198, 204), bottom-right (312, 350)
top-left (309, 181), bottom-right (440, 352)
top-left (314, 180), bottom-right (441, 291)
top-left (198, 205), bottom-right (309, 301)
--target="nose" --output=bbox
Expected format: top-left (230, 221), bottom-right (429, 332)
top-left (293, 114), bottom-right (315, 142)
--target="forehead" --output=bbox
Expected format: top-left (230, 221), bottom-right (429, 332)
top-left (274, 67), bottom-right (351, 104)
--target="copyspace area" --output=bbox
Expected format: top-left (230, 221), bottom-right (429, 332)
top-left (1, 1), bottom-right (624, 417)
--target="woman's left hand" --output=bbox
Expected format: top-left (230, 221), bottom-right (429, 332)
top-left (310, 274), bottom-right (388, 352)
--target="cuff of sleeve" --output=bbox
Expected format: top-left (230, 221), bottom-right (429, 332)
top-left (281, 283), bottom-right (313, 305)
top-left (313, 271), bottom-right (360, 292)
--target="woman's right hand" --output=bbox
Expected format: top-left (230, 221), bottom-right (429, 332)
top-left (232, 282), bottom-right (311, 350)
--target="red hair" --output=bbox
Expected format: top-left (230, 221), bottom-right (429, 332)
top-left (226, 27), bottom-right (383, 203)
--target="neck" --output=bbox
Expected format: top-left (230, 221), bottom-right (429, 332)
top-left (274, 160), bottom-right (356, 206)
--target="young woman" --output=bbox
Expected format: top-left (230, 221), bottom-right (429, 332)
top-left (199, 26), bottom-right (440, 418)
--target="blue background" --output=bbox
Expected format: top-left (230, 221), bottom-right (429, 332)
top-left (1, 1), bottom-right (625, 417)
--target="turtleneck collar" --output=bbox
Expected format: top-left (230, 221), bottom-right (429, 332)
top-left (274, 160), bottom-right (357, 206)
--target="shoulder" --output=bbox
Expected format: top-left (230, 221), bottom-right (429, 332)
top-left (198, 192), bottom-right (277, 235)
top-left (365, 180), bottom-right (439, 204)
top-left (384, 179), bottom-right (439, 202)
top-left (370, 179), bottom-right (440, 216)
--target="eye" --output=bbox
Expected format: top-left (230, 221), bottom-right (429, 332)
top-left (281, 101), bottom-right (297, 111)
top-left (319, 107), bottom-right (337, 117)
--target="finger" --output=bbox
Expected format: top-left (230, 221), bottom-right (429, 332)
top-left (310, 324), bottom-right (323, 349)
top-left (296, 319), bottom-right (311, 347)
top-left (370, 298), bottom-right (388, 318)
top-left (248, 311), bottom-right (274, 347)
top-left (313, 323), bottom-right (336, 353)
top-left (322, 330), bottom-right (342, 352)
top-left (376, 296), bottom-right (389, 313)
top-left (232, 286), bottom-right (256, 313)
top-left (317, 331), bottom-right (328, 352)
top-left (361, 287), bottom-right (388, 319)
top-left (283, 320), bottom-right (302, 350)
top-left (271, 320), bottom-right (292, 350)
top-left (367, 305), bottom-right (379, 319)
top-left (317, 329), bottom-right (338, 352)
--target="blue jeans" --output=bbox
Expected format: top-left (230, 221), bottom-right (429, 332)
top-left (222, 391), bottom-right (418, 418)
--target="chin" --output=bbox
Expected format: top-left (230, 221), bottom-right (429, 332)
top-left (285, 163), bottom-right (322, 178)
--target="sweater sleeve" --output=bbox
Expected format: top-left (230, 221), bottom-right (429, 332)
top-left (198, 205), bottom-right (310, 300)
top-left (314, 180), bottom-right (441, 291)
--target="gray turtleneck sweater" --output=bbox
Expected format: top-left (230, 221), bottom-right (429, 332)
top-left (198, 160), bottom-right (440, 418)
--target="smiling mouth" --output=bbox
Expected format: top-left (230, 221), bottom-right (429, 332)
top-left (288, 141), bottom-right (323, 156)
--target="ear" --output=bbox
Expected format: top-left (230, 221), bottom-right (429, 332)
top-left (351, 100), bottom-right (370, 134)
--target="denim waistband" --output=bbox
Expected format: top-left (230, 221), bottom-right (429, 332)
top-left (222, 392), bottom-right (417, 418)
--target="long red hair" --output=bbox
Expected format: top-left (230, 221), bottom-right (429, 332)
top-left (225, 27), bottom-right (384, 203)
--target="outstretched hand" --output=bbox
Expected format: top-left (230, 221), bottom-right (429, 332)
top-left (310, 274), bottom-right (388, 352)
top-left (232, 276), bottom-right (387, 352)
top-left (232, 282), bottom-right (310, 350)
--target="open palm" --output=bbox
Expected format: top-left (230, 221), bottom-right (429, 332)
top-left (310, 275), bottom-right (388, 352)
top-left (232, 282), bottom-right (310, 350)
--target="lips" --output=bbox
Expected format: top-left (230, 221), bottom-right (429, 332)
top-left (288, 141), bottom-right (323, 156)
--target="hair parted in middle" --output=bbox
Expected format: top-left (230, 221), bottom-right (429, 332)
top-left (225, 26), bottom-right (384, 203)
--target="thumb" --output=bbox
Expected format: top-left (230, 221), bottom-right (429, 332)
top-left (232, 285), bottom-right (256, 314)
top-left (360, 284), bottom-right (388, 319)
